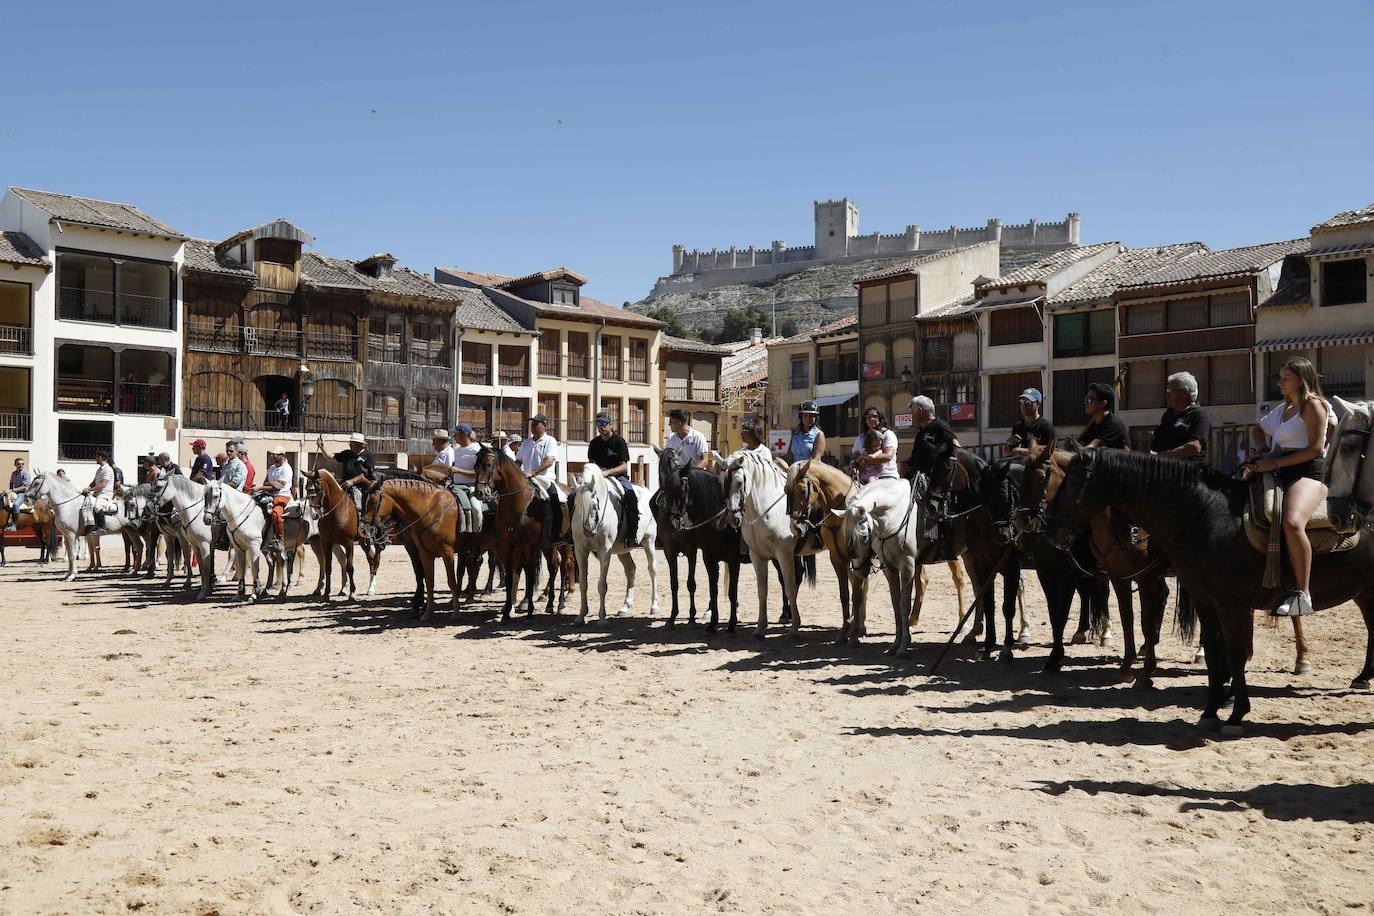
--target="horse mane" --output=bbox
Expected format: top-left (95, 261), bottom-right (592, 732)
top-left (381, 476), bottom-right (444, 494)
top-left (1088, 448), bottom-right (1244, 506)
top-left (162, 472), bottom-right (204, 497)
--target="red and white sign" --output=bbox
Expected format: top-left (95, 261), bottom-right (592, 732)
top-left (861, 361), bottom-right (885, 381)
top-left (894, 413), bottom-right (913, 429)
top-left (949, 403), bottom-right (976, 422)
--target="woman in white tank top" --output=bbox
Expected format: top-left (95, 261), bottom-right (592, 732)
top-left (1243, 357), bottom-right (1329, 617)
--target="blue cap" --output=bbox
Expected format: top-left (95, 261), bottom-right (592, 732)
top-left (594, 411), bottom-right (612, 425)
top-left (453, 422), bottom-right (473, 435)
top-left (1018, 388), bottom-right (1043, 403)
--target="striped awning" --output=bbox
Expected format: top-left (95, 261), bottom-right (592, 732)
top-left (1255, 330), bottom-right (1374, 352)
top-left (1306, 242), bottom-right (1374, 259)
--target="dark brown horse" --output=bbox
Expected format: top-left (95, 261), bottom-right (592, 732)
top-left (654, 445), bottom-right (741, 631)
top-left (1045, 447), bottom-right (1374, 735)
top-left (363, 475), bottom-right (460, 622)
top-left (306, 468), bottom-right (383, 602)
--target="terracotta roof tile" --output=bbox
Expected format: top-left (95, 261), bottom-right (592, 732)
top-left (978, 242), bottom-right (1119, 290)
top-left (436, 267), bottom-right (516, 287)
top-left (9, 187), bottom-right (184, 238)
top-left (1314, 202), bottom-right (1374, 231)
top-left (1118, 238), bottom-right (1310, 293)
top-left (854, 240), bottom-right (999, 283)
top-left (182, 238), bottom-right (257, 282)
top-left (661, 335), bottom-right (733, 355)
top-left (1048, 243), bottom-right (1210, 306)
top-left (450, 287), bottom-right (531, 334)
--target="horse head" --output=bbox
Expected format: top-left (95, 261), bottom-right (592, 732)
top-left (979, 458), bottom-right (1023, 547)
top-left (577, 464), bottom-right (608, 535)
top-left (829, 501), bottom-right (875, 572)
top-left (723, 454), bottom-right (749, 529)
top-left (1043, 447), bottom-right (1102, 549)
top-left (202, 479), bottom-right (222, 526)
top-left (472, 446), bottom-right (496, 500)
top-left (362, 478), bottom-right (392, 534)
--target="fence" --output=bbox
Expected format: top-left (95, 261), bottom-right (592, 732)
top-left (0, 410), bottom-right (31, 441)
top-left (0, 324), bottom-right (33, 355)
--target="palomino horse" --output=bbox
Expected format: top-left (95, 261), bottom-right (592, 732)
top-left (305, 468), bottom-right (383, 602)
top-left (1045, 447), bottom-right (1374, 735)
top-left (724, 449), bottom-right (807, 640)
top-left (363, 475), bottom-right (460, 621)
top-left (202, 479), bottom-right (266, 601)
top-left (151, 473), bottom-right (217, 598)
top-left (1021, 442), bottom-right (1179, 686)
top-left (787, 459), bottom-right (968, 645)
top-left (2, 495), bottom-right (59, 566)
top-left (475, 448), bottom-right (574, 621)
top-left (653, 445), bottom-right (741, 631)
top-left (571, 464), bottom-right (659, 625)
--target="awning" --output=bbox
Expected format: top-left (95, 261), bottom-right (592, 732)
top-left (1307, 242), bottom-right (1374, 259)
top-left (1255, 331), bottom-right (1374, 352)
top-left (812, 393), bottom-right (857, 408)
top-left (973, 294), bottom-right (1045, 313)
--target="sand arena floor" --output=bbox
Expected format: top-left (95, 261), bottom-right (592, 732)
top-left (1, 538), bottom-right (1371, 914)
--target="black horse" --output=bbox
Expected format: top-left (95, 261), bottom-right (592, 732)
top-left (654, 446), bottom-right (742, 632)
top-left (979, 457), bottom-right (1106, 674)
top-left (1044, 447), bottom-right (1374, 735)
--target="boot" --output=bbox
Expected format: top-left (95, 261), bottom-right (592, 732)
top-left (623, 495), bottom-right (638, 548)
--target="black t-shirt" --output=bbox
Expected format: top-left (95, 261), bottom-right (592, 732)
top-left (1010, 416), bottom-right (1056, 448)
top-left (1150, 405), bottom-right (1211, 459)
top-left (907, 418), bottom-right (958, 476)
top-left (332, 447), bottom-right (376, 483)
top-left (588, 434), bottom-right (630, 474)
top-left (1079, 414), bottom-right (1130, 449)
top-left (191, 453), bottom-right (215, 480)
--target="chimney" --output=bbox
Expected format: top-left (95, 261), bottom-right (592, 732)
top-left (358, 252), bottom-right (398, 280)
top-left (749, 326), bottom-right (763, 346)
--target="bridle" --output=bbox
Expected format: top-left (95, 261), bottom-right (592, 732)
top-left (726, 454), bottom-right (788, 527)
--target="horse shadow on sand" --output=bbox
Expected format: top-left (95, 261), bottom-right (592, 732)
top-left (1032, 778), bottom-right (1374, 823)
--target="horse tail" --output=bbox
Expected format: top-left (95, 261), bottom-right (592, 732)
top-left (801, 554), bottom-right (817, 589)
top-left (1174, 585), bottom-right (1197, 644)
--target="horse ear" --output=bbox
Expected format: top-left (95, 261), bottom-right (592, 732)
top-left (652, 445), bottom-right (662, 456)
top-left (828, 507), bottom-right (847, 519)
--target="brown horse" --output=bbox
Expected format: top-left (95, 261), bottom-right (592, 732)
top-left (363, 475), bottom-right (460, 622)
top-left (1, 494), bottom-right (58, 566)
top-left (416, 462), bottom-right (499, 605)
top-left (305, 468), bottom-right (383, 602)
top-left (474, 447), bottom-right (575, 621)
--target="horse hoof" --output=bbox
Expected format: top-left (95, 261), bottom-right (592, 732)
top-left (1197, 716), bottom-right (1223, 732)
top-left (1069, 631), bottom-right (1087, 646)
top-left (1039, 663), bottom-right (1062, 677)
top-left (1192, 649), bottom-right (1206, 663)
top-left (1294, 663), bottom-right (1312, 676)
top-left (1016, 639), bottom-right (1030, 650)
top-left (1100, 633), bottom-right (1114, 648)
top-left (752, 632), bottom-right (766, 641)
top-left (998, 649), bottom-right (1013, 663)
top-left (1133, 676), bottom-right (1154, 691)
top-left (1219, 723), bottom-right (1245, 739)
top-left (1351, 678), bottom-right (1371, 691)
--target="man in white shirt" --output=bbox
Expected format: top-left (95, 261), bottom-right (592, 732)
top-left (255, 448), bottom-right (294, 544)
top-left (518, 414), bottom-right (562, 541)
top-left (428, 428), bottom-right (455, 474)
top-left (665, 408), bottom-right (708, 469)
top-left (82, 451), bottom-right (118, 518)
top-left (449, 423), bottom-right (481, 486)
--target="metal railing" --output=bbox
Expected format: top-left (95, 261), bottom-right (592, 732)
top-left (58, 442), bottom-right (113, 462)
top-left (187, 318), bottom-right (241, 354)
top-left (0, 324), bottom-right (33, 355)
top-left (307, 331), bottom-right (359, 362)
top-left (0, 410), bottom-right (32, 441)
top-left (409, 343), bottom-right (451, 367)
top-left (567, 352), bottom-right (589, 378)
top-left (629, 358), bottom-right (648, 384)
top-left (118, 382), bottom-right (173, 416)
top-left (58, 287), bottom-right (172, 329)
top-left (600, 355), bottom-right (622, 381)
top-left (566, 417), bottom-right (591, 441)
top-left (56, 377), bottom-right (115, 412)
top-left (254, 410), bottom-right (301, 432)
top-left (627, 423), bottom-right (648, 444)
top-left (185, 407), bottom-right (244, 430)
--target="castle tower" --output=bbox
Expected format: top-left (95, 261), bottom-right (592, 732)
top-left (815, 198), bottom-right (859, 259)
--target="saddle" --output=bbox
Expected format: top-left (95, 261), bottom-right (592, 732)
top-left (447, 484), bottom-right (486, 535)
top-left (1243, 474), bottom-right (1362, 555)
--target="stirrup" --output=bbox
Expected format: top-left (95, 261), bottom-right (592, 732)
top-left (1271, 591), bottom-right (1301, 617)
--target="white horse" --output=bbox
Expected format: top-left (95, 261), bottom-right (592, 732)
top-left (151, 473), bottom-right (217, 598)
top-left (724, 448), bottom-right (803, 640)
top-left (571, 465), bottom-right (659, 624)
top-left (832, 476), bottom-right (927, 657)
top-left (202, 479), bottom-right (266, 601)
top-left (27, 472), bottom-right (95, 581)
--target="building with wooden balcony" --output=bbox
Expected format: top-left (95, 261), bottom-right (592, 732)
top-left (435, 266), bottom-right (665, 486)
top-left (660, 335), bottom-right (731, 447)
top-left (1255, 203), bottom-right (1374, 414)
top-left (854, 241), bottom-right (1000, 451)
top-left (766, 316), bottom-right (860, 448)
top-left (1, 187), bottom-right (185, 475)
top-left (1113, 238), bottom-right (1311, 460)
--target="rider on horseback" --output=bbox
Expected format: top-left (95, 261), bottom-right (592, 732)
top-left (255, 448), bottom-right (294, 552)
top-left (433, 423), bottom-right (483, 531)
top-left (316, 433), bottom-right (375, 540)
top-left (518, 414), bottom-right (563, 543)
top-left (905, 396), bottom-right (961, 542)
top-left (584, 411), bottom-right (639, 547)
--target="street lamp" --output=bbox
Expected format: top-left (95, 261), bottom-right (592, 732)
top-left (900, 366), bottom-right (912, 387)
top-left (297, 363), bottom-right (315, 495)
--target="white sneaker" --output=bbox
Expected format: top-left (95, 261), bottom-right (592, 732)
top-left (1273, 592), bottom-right (1300, 617)
top-left (1292, 591), bottom-right (1315, 616)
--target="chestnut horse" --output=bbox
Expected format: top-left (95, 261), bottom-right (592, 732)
top-left (363, 475), bottom-right (460, 622)
top-left (305, 468), bottom-right (382, 602)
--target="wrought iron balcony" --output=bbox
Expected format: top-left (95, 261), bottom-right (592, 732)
top-left (0, 324), bottom-right (33, 355)
top-left (0, 410), bottom-right (32, 441)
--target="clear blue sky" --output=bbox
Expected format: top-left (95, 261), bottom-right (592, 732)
top-left (4, 0), bottom-right (1371, 305)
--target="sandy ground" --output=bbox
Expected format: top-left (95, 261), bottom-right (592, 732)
top-left (1, 536), bottom-right (1372, 915)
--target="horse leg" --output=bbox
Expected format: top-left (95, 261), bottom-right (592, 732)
top-left (62, 529), bottom-right (78, 581)
top-left (1041, 570), bottom-right (1073, 676)
top-left (500, 549), bottom-right (517, 623)
top-left (419, 551), bottom-right (437, 622)
top-left (365, 543), bottom-right (381, 597)
top-left (752, 556), bottom-right (770, 639)
top-left (441, 546), bottom-right (459, 616)
top-left (910, 565), bottom-right (928, 629)
top-left (1015, 572), bottom-right (1030, 648)
top-left (1071, 581), bottom-right (1093, 644)
top-left (617, 551), bottom-right (636, 617)
top-left (998, 563), bottom-right (1018, 662)
top-left (1132, 576), bottom-right (1165, 689)
top-left (782, 553), bottom-right (802, 641)
top-left (1218, 605), bottom-right (1253, 737)
top-left (542, 546), bottom-right (558, 616)
top-left (683, 550), bottom-right (696, 624)
top-left (1291, 617), bottom-right (1312, 676)
top-left (523, 550), bottom-right (541, 617)
top-left (726, 559), bottom-right (740, 634)
top-left (319, 536), bottom-right (334, 603)
top-left (643, 539), bottom-right (659, 618)
top-left (1113, 579), bottom-right (1137, 680)
top-left (666, 546), bottom-right (681, 626)
top-left (704, 555), bottom-right (720, 633)
top-left (885, 566), bottom-right (907, 657)
top-left (832, 551), bottom-right (851, 644)
top-left (1195, 603), bottom-right (1230, 730)
top-left (1351, 591), bottom-right (1374, 689)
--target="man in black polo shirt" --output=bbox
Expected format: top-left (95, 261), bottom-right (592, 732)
top-left (1079, 383), bottom-right (1130, 449)
top-left (1150, 371), bottom-right (1211, 462)
top-left (1006, 387), bottom-right (1056, 455)
top-left (316, 432), bottom-right (376, 536)
top-left (585, 411), bottom-right (638, 547)
top-left (906, 395), bottom-right (961, 479)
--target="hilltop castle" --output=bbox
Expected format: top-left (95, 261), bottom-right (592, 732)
top-left (667, 198), bottom-right (1081, 291)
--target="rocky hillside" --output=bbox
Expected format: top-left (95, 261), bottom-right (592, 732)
top-left (629, 246), bottom-right (1070, 339)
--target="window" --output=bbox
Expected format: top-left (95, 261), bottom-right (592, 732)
top-left (952, 331), bottom-right (978, 370)
top-left (553, 285), bottom-right (577, 305)
top-left (308, 379), bottom-right (358, 434)
top-left (600, 398), bottom-right (622, 430)
top-left (0, 280), bottom-right (32, 356)
top-left (1052, 367), bottom-right (1116, 427)
top-left (57, 419), bottom-right (113, 463)
top-left (458, 396), bottom-right (492, 441)
top-left (1123, 302), bottom-right (1165, 335)
top-left (988, 307), bottom-right (1042, 346)
top-left (922, 337), bottom-right (952, 373)
top-left (539, 329), bottom-right (561, 376)
top-left (368, 314), bottom-right (405, 363)
top-left (665, 358), bottom-right (690, 399)
top-left (186, 370), bottom-right (243, 430)
top-left (892, 336), bottom-right (915, 378)
top-left (255, 238), bottom-right (297, 266)
top-left (494, 398), bottom-right (527, 436)
top-left (838, 344), bottom-right (859, 381)
top-left (364, 390), bottom-right (404, 442)
top-left (888, 280), bottom-right (916, 321)
top-left (629, 338), bottom-right (649, 383)
top-left (1124, 360), bottom-right (1164, 411)
top-left (789, 355), bottom-right (809, 390)
top-left (409, 319), bottom-right (449, 366)
top-left (499, 345), bottom-right (528, 386)
top-left (989, 371), bottom-right (1041, 428)
top-left (1209, 293), bottom-right (1250, 327)
top-left (1053, 309), bottom-right (1116, 357)
top-left (1167, 297), bottom-right (1207, 331)
top-left (56, 344), bottom-right (114, 412)
top-left (567, 332), bottom-right (590, 378)
top-left (1321, 346), bottom-right (1366, 398)
top-left (628, 399), bottom-right (649, 443)
top-left (567, 395), bottom-right (590, 441)
top-left (1210, 353), bottom-right (1251, 406)
top-left (539, 393), bottom-right (562, 440)
top-left (860, 284), bottom-right (887, 327)
top-left (690, 360), bottom-right (717, 401)
top-left (1322, 259), bottom-right (1367, 306)
top-left (600, 334), bottom-right (622, 381)
top-left (461, 341), bottom-right (492, 386)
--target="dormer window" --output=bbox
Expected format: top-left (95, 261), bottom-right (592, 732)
top-left (255, 238), bottom-right (298, 267)
top-left (1322, 258), bottom-right (1367, 306)
top-left (358, 253), bottom-right (397, 280)
top-left (552, 284), bottom-right (577, 305)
